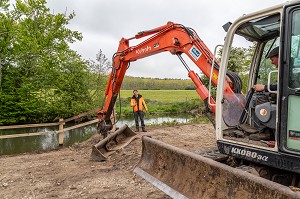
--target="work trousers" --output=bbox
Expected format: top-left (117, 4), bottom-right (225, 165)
top-left (134, 111), bottom-right (145, 128)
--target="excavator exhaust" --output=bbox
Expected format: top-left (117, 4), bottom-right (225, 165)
top-left (91, 124), bottom-right (137, 161)
top-left (134, 136), bottom-right (300, 199)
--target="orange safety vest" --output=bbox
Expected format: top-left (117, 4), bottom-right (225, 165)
top-left (130, 94), bottom-right (148, 112)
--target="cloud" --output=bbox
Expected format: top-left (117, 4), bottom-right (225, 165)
top-left (46, 0), bottom-right (286, 79)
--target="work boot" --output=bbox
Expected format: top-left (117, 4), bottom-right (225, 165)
top-left (135, 127), bottom-right (139, 132)
top-left (249, 132), bottom-right (272, 141)
top-left (142, 127), bottom-right (147, 132)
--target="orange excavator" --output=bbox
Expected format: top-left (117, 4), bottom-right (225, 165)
top-left (91, 21), bottom-right (243, 161)
top-left (97, 21), bottom-right (242, 122)
top-left (92, 1), bottom-right (300, 198)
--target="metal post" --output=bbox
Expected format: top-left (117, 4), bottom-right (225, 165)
top-left (111, 104), bottom-right (117, 131)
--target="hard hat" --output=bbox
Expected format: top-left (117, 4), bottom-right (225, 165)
top-left (267, 46), bottom-right (279, 58)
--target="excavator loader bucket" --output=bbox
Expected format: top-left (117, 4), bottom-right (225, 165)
top-left (91, 124), bottom-right (137, 161)
top-left (134, 136), bottom-right (300, 199)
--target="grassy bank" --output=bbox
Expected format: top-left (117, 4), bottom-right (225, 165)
top-left (120, 90), bottom-right (200, 103)
top-left (117, 90), bottom-right (204, 116)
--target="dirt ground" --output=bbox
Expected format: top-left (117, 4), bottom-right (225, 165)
top-left (0, 123), bottom-right (215, 199)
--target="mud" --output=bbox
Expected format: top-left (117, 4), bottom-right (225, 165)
top-left (0, 123), bottom-right (215, 199)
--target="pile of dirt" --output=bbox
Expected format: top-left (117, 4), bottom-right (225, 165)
top-left (0, 123), bottom-right (215, 198)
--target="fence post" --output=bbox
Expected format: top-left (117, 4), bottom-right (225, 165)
top-left (59, 118), bottom-right (64, 146)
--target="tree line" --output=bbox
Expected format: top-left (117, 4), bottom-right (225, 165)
top-left (121, 76), bottom-right (196, 90)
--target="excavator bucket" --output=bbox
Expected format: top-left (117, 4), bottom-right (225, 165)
top-left (91, 124), bottom-right (137, 161)
top-left (134, 136), bottom-right (300, 199)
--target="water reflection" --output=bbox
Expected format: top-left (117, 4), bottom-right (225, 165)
top-left (117, 115), bottom-right (191, 128)
top-left (0, 126), bottom-right (59, 155)
top-left (0, 123), bottom-right (95, 155)
top-left (0, 114), bottom-right (191, 155)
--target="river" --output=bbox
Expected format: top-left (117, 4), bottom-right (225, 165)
top-left (0, 114), bottom-right (192, 155)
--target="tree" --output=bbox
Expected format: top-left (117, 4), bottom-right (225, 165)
top-left (86, 49), bottom-right (111, 106)
top-left (200, 45), bottom-right (255, 97)
top-left (0, 0), bottom-right (94, 124)
top-left (226, 46), bottom-right (255, 93)
top-left (226, 46), bottom-right (254, 73)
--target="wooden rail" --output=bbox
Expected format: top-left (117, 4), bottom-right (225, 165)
top-left (0, 110), bottom-right (99, 145)
top-left (0, 122), bottom-right (61, 130)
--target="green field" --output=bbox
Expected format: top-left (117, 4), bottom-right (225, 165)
top-left (118, 90), bottom-right (204, 116)
top-left (120, 90), bottom-right (200, 103)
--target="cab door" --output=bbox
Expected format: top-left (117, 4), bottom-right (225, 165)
top-left (280, 4), bottom-right (300, 153)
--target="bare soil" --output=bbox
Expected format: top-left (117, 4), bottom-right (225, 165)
top-left (0, 123), bottom-right (215, 199)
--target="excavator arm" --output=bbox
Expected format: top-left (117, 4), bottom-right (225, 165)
top-left (98, 21), bottom-right (240, 135)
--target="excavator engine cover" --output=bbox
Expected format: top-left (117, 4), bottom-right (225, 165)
top-left (134, 136), bottom-right (300, 199)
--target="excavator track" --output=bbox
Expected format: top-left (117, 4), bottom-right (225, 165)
top-left (193, 147), bottom-right (228, 162)
top-left (134, 136), bottom-right (300, 199)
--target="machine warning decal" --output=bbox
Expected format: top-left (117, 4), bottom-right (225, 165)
top-left (212, 73), bottom-right (218, 80)
top-left (289, 130), bottom-right (300, 140)
top-left (189, 45), bottom-right (202, 61)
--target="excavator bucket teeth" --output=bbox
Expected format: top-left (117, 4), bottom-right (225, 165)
top-left (134, 136), bottom-right (300, 199)
top-left (91, 124), bottom-right (137, 161)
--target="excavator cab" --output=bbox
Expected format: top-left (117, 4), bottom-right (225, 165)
top-left (220, 14), bottom-right (282, 147)
top-left (216, 2), bottom-right (300, 184)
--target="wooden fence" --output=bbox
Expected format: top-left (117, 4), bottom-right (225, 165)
top-left (0, 109), bottom-right (99, 145)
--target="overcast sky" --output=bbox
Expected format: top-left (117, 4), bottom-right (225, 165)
top-left (46, 0), bottom-right (287, 79)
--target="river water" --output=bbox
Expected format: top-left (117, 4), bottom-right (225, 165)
top-left (0, 115), bottom-right (192, 155)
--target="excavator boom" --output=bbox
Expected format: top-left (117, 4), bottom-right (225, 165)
top-left (99, 21), bottom-right (240, 130)
top-left (91, 22), bottom-right (242, 161)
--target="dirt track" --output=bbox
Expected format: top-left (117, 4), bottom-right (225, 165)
top-left (0, 123), bottom-right (215, 199)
